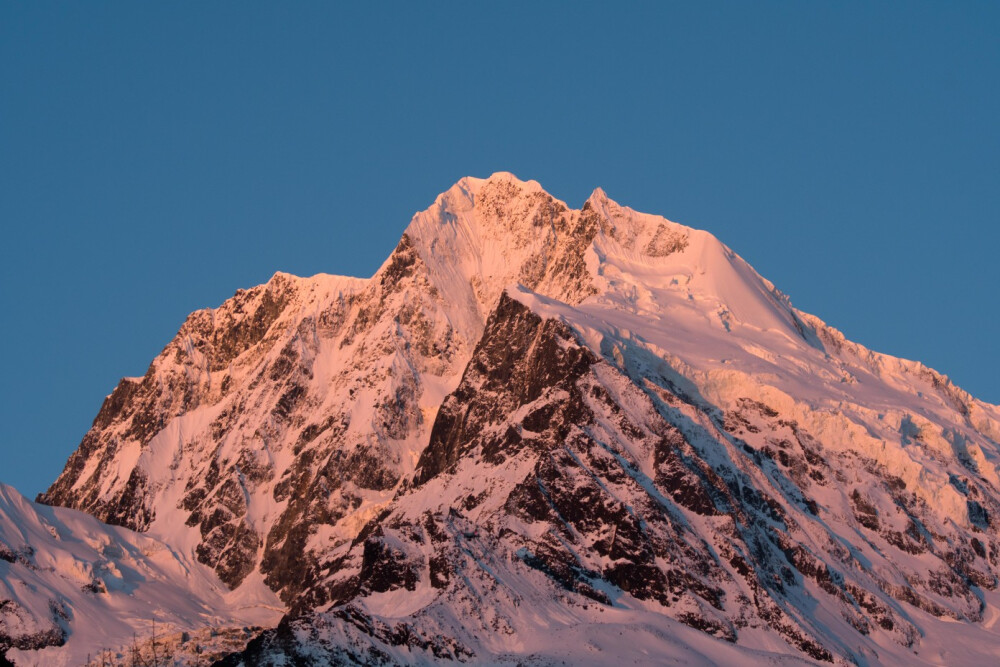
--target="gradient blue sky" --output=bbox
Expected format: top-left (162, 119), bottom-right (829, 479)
top-left (2, 3), bottom-right (998, 497)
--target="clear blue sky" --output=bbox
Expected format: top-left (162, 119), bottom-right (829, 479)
top-left (2, 3), bottom-right (998, 497)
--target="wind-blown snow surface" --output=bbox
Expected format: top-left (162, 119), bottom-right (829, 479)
top-left (26, 172), bottom-right (1000, 664)
top-left (0, 484), bottom-right (281, 666)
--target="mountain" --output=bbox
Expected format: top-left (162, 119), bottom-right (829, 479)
top-left (19, 172), bottom-right (1000, 664)
top-left (37, 174), bottom-right (603, 603)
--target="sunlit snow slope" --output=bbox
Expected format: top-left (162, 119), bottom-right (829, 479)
top-left (0, 484), bottom-right (281, 666)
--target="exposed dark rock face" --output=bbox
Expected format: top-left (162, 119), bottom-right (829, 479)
top-left (213, 605), bottom-right (476, 667)
top-left (415, 293), bottom-right (597, 485)
top-left (0, 599), bottom-right (67, 656)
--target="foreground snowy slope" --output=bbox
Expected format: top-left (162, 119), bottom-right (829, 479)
top-left (0, 484), bottom-right (281, 666)
top-left (28, 173), bottom-right (1000, 664)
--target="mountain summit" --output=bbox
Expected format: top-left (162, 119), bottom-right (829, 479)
top-left (18, 173), bottom-right (1000, 664)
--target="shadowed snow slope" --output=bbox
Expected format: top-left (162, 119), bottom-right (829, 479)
top-left (19, 172), bottom-right (1000, 665)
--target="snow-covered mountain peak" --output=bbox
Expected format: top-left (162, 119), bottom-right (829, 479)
top-left (586, 184), bottom-right (609, 201)
top-left (427, 172), bottom-right (555, 219)
top-left (458, 170), bottom-right (548, 193)
top-left (27, 175), bottom-right (1000, 665)
top-left (407, 173), bottom-right (797, 343)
